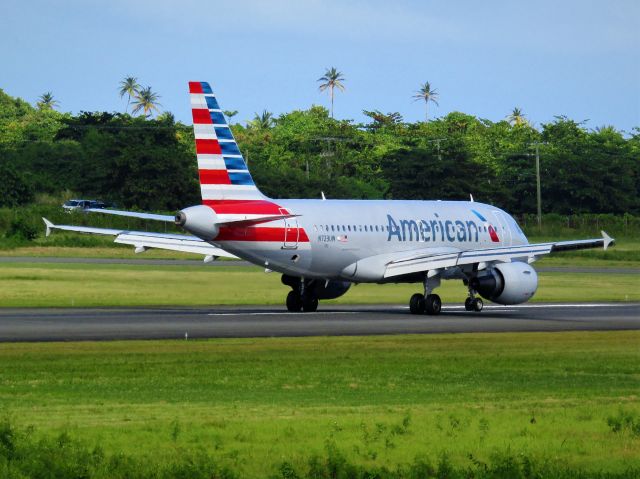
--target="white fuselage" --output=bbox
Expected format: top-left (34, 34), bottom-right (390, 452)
top-left (211, 199), bottom-right (529, 282)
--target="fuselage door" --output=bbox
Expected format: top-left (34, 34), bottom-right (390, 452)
top-left (281, 208), bottom-right (299, 249)
top-left (492, 211), bottom-right (512, 246)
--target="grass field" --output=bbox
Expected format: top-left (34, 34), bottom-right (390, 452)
top-left (0, 261), bottom-right (638, 307)
top-left (1, 332), bottom-right (639, 477)
top-left (1, 236), bottom-right (639, 268)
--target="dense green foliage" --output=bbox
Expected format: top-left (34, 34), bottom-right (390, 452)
top-left (1, 88), bottom-right (638, 213)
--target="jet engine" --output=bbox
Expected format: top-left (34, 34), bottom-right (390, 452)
top-left (314, 280), bottom-right (352, 300)
top-left (175, 205), bottom-right (219, 240)
top-left (470, 262), bottom-right (538, 305)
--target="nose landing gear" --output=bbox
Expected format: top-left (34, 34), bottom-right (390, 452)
top-left (464, 296), bottom-right (483, 312)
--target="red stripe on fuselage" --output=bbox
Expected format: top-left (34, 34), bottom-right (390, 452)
top-left (192, 108), bottom-right (212, 124)
top-left (195, 139), bottom-right (221, 155)
top-left (202, 200), bottom-right (287, 215)
top-left (199, 169), bottom-right (231, 185)
top-left (217, 226), bottom-right (309, 242)
top-left (189, 82), bottom-right (204, 94)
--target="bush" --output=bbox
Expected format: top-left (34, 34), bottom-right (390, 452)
top-left (7, 217), bottom-right (39, 241)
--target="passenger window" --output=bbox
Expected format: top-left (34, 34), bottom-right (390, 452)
top-left (347, 225), bottom-right (351, 231)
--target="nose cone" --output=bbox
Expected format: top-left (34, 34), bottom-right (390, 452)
top-left (175, 205), bottom-right (219, 240)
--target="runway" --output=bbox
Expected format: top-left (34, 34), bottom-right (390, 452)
top-left (0, 303), bottom-right (638, 342)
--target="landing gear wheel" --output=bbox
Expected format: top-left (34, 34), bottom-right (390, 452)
top-left (464, 297), bottom-right (474, 311)
top-left (409, 293), bottom-right (425, 314)
top-left (472, 297), bottom-right (483, 312)
top-left (286, 291), bottom-right (302, 312)
top-left (302, 296), bottom-right (319, 312)
top-left (425, 294), bottom-right (442, 315)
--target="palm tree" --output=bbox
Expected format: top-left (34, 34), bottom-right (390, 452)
top-left (223, 110), bottom-right (239, 123)
top-left (412, 82), bottom-right (439, 122)
top-left (131, 86), bottom-right (161, 117)
top-left (37, 92), bottom-right (59, 110)
top-left (119, 76), bottom-right (141, 114)
top-left (508, 107), bottom-right (526, 126)
top-left (318, 67), bottom-right (346, 118)
top-left (251, 110), bottom-right (274, 129)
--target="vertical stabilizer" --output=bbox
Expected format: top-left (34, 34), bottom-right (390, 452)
top-left (189, 81), bottom-right (265, 204)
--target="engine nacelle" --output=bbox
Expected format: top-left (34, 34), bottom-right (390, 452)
top-left (175, 205), bottom-right (219, 240)
top-left (470, 262), bottom-right (538, 305)
top-left (314, 280), bottom-right (352, 300)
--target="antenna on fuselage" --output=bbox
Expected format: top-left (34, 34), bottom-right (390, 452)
top-left (321, 191), bottom-right (326, 200)
top-left (470, 194), bottom-right (474, 202)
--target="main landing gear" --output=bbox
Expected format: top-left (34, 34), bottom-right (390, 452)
top-left (409, 275), bottom-right (442, 315)
top-left (409, 292), bottom-right (442, 315)
top-left (286, 290), bottom-right (318, 312)
top-left (408, 273), bottom-right (484, 315)
top-left (283, 276), bottom-right (318, 312)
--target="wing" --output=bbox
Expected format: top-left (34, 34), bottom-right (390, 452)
top-left (42, 218), bottom-right (238, 261)
top-left (384, 232), bottom-right (614, 279)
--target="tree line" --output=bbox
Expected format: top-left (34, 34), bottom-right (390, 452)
top-left (0, 83), bottom-right (638, 215)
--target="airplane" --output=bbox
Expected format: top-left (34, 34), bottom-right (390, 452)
top-left (43, 81), bottom-right (615, 314)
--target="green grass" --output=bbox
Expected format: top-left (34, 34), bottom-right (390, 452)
top-left (0, 261), bottom-right (638, 307)
top-left (1, 332), bottom-right (639, 476)
top-left (1, 233), bottom-right (639, 267)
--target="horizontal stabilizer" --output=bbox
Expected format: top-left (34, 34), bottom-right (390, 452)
top-left (214, 213), bottom-right (299, 227)
top-left (85, 208), bottom-right (175, 222)
top-left (42, 218), bottom-right (237, 260)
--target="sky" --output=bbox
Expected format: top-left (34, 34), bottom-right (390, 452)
top-left (2, 0), bottom-right (639, 131)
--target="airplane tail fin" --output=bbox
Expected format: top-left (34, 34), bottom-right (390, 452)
top-left (189, 81), bottom-right (267, 206)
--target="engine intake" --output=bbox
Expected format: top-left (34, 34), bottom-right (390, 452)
top-left (471, 262), bottom-right (538, 305)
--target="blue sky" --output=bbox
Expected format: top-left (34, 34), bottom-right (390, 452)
top-left (2, 0), bottom-right (639, 131)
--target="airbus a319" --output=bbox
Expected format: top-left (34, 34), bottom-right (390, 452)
top-left (44, 81), bottom-right (614, 314)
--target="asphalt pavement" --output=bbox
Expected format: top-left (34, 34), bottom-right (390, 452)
top-left (0, 303), bottom-right (638, 342)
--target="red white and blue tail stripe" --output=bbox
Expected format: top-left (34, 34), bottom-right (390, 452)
top-left (189, 81), bottom-right (265, 203)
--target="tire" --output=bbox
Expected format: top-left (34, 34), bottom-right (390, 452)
top-left (286, 291), bottom-right (302, 312)
top-left (409, 293), bottom-right (425, 314)
top-left (425, 294), bottom-right (442, 315)
top-left (464, 297), bottom-right (474, 311)
top-left (302, 296), bottom-right (319, 312)
top-left (473, 297), bottom-right (484, 312)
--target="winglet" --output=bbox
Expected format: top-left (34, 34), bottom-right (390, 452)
top-left (601, 231), bottom-right (614, 251)
top-left (42, 218), bottom-right (54, 237)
